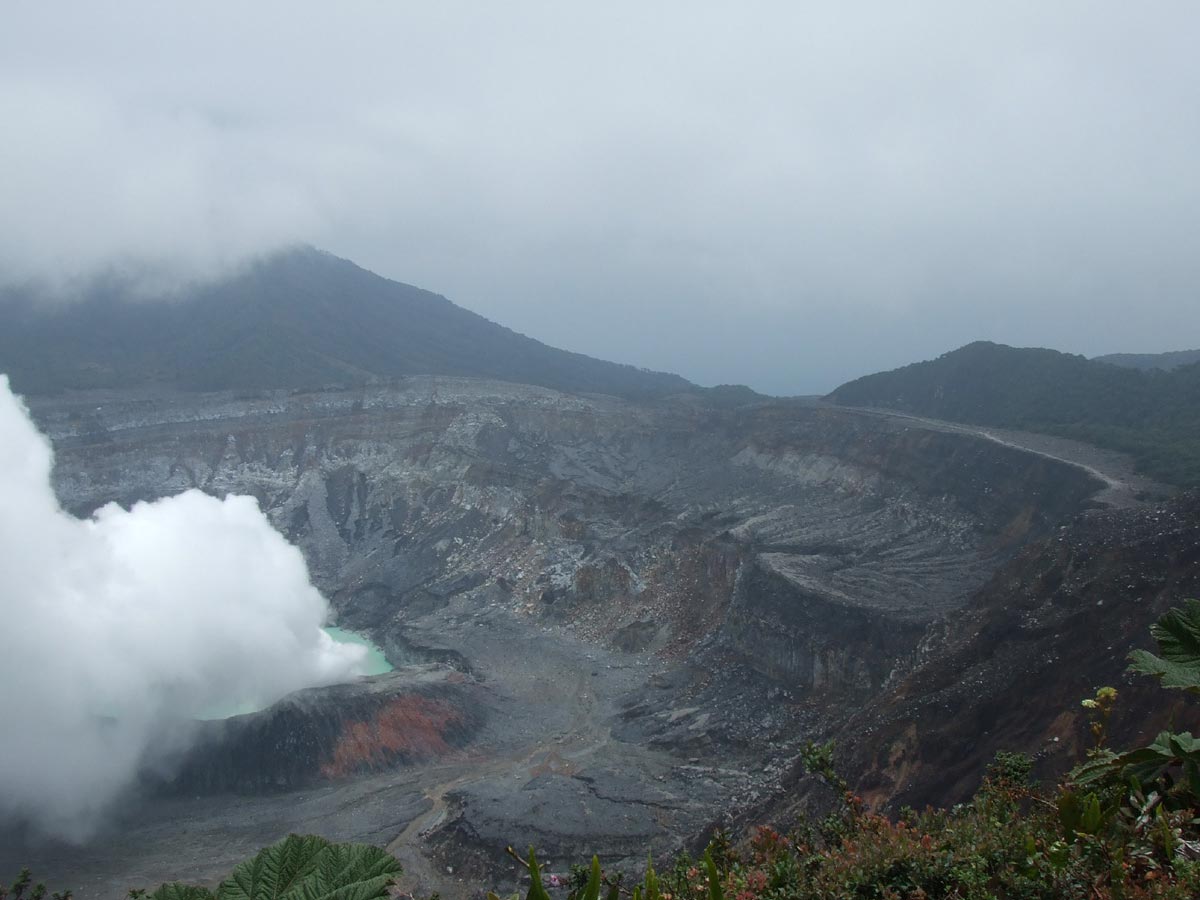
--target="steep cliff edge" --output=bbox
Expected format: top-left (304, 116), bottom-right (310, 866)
top-left (155, 668), bottom-right (485, 795)
top-left (776, 491), bottom-right (1200, 821)
top-left (30, 381), bottom-right (1102, 709)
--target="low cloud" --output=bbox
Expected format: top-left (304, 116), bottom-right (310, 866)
top-left (0, 81), bottom-right (326, 293)
top-left (2, 3), bottom-right (1199, 391)
top-left (0, 375), bottom-right (365, 841)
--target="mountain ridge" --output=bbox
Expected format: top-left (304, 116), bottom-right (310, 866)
top-left (827, 340), bottom-right (1200, 486)
top-left (1094, 347), bottom-right (1200, 371)
top-left (0, 247), bottom-right (702, 401)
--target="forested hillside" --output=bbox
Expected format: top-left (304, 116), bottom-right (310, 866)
top-left (0, 247), bottom-right (695, 401)
top-left (1095, 348), bottom-right (1200, 371)
top-left (829, 341), bottom-right (1200, 486)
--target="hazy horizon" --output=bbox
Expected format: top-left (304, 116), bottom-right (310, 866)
top-left (4, 2), bottom-right (1199, 394)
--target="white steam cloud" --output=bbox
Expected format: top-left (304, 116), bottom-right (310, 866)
top-left (0, 375), bottom-right (366, 841)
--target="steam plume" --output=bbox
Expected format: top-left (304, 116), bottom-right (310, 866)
top-left (0, 375), bottom-right (366, 840)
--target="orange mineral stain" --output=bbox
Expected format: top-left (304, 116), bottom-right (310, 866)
top-left (320, 695), bottom-right (465, 778)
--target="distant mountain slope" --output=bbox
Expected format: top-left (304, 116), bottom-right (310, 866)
top-left (1094, 348), bottom-right (1200, 371)
top-left (0, 247), bottom-right (695, 400)
top-left (827, 341), bottom-right (1200, 486)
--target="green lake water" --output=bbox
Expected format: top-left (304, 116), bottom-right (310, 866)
top-left (198, 626), bottom-right (392, 719)
top-left (323, 626), bottom-right (394, 676)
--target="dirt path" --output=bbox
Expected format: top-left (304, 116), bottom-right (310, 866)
top-left (838, 406), bottom-right (1170, 508)
top-left (389, 669), bottom-right (605, 897)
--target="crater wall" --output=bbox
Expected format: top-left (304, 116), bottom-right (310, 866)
top-left (30, 381), bottom-right (1102, 709)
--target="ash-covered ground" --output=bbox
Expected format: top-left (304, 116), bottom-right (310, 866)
top-left (1, 380), bottom-right (1140, 897)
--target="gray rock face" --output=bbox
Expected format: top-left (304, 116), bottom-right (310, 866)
top-left (155, 668), bottom-right (485, 796)
top-left (14, 379), bottom-right (1107, 896)
top-left (32, 380), bottom-right (1097, 695)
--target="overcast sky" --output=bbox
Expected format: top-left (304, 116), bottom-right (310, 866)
top-left (2, 2), bottom-right (1198, 393)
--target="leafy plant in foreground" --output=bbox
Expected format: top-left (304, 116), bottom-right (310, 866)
top-left (1129, 599), bottom-right (1200, 694)
top-left (133, 834), bottom-right (401, 900)
top-left (1071, 601), bottom-right (1200, 810)
top-left (0, 869), bottom-right (71, 900)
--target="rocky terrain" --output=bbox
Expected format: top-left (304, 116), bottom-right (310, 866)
top-left (161, 667), bottom-right (487, 796)
top-left (1, 377), bottom-right (1149, 897)
top-left (827, 340), bottom-right (1200, 488)
top-left (824, 490), bottom-right (1200, 810)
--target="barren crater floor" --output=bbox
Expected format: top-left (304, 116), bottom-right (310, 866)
top-left (2, 381), bottom-right (1115, 897)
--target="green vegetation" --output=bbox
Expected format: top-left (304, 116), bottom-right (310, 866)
top-left (127, 834), bottom-right (401, 900)
top-left (1, 868), bottom-right (73, 900)
top-left (828, 341), bottom-right (1200, 486)
top-left (1095, 350), bottom-right (1200, 373)
top-left (523, 601), bottom-right (1200, 898)
top-left (1128, 599), bottom-right (1200, 694)
top-left (523, 749), bottom-right (1197, 897)
top-left (12, 603), bottom-right (1200, 899)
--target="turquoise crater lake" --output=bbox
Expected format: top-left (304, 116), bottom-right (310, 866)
top-left (323, 626), bottom-right (394, 677)
top-left (198, 626), bottom-right (392, 720)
